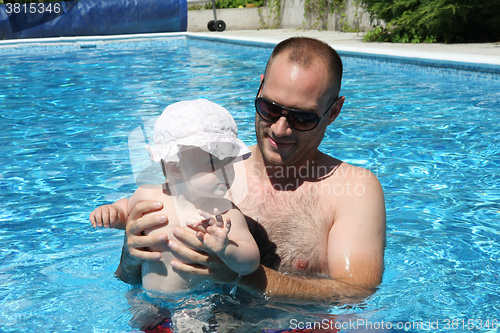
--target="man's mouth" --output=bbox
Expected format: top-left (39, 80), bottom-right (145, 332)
top-left (268, 136), bottom-right (294, 149)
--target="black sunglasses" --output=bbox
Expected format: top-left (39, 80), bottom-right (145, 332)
top-left (254, 80), bottom-right (338, 131)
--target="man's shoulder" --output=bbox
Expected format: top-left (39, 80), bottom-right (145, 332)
top-left (328, 161), bottom-right (384, 205)
top-left (317, 151), bottom-right (378, 183)
top-left (320, 159), bottom-right (385, 226)
top-left (334, 161), bottom-right (379, 182)
top-left (317, 156), bottom-right (383, 198)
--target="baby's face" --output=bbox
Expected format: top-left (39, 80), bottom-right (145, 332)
top-left (178, 147), bottom-right (235, 198)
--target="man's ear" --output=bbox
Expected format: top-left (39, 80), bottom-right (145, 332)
top-left (162, 161), bottom-right (182, 179)
top-left (328, 96), bottom-right (345, 125)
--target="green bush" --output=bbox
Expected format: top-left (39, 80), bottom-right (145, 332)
top-left (189, 0), bottom-right (263, 10)
top-left (360, 0), bottom-right (500, 43)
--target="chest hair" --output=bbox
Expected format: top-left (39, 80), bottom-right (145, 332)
top-left (240, 184), bottom-right (331, 276)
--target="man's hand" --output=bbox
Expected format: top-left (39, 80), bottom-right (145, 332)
top-left (125, 200), bottom-right (169, 261)
top-left (116, 200), bottom-right (169, 284)
top-left (190, 209), bottom-right (231, 254)
top-left (169, 226), bottom-right (238, 284)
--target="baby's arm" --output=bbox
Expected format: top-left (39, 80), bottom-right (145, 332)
top-left (89, 184), bottom-right (164, 230)
top-left (195, 208), bottom-right (260, 276)
top-left (89, 198), bottom-right (129, 230)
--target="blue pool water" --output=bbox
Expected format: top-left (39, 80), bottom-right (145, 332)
top-left (0, 35), bottom-right (499, 332)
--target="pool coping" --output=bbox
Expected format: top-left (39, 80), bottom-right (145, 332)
top-left (1, 31), bottom-right (499, 75)
top-left (187, 32), bottom-right (500, 75)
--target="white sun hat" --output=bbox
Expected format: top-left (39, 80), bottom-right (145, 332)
top-left (146, 99), bottom-right (250, 163)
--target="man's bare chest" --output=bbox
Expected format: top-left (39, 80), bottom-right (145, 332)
top-left (241, 189), bottom-right (331, 276)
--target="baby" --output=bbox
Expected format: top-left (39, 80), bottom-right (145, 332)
top-left (90, 99), bottom-right (259, 294)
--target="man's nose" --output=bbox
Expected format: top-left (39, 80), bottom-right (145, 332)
top-left (272, 115), bottom-right (293, 136)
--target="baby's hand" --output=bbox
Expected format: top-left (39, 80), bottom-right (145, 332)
top-left (191, 208), bottom-right (231, 254)
top-left (89, 204), bottom-right (126, 230)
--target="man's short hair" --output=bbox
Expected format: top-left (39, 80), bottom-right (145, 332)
top-left (264, 37), bottom-right (343, 98)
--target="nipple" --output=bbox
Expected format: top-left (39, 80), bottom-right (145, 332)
top-left (295, 258), bottom-right (309, 271)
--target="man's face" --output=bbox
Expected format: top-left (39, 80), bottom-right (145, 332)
top-left (255, 54), bottom-right (334, 167)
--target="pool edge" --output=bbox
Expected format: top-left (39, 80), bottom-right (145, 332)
top-left (187, 32), bottom-right (500, 75)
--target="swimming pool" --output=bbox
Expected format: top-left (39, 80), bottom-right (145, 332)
top-left (0, 34), bottom-right (498, 332)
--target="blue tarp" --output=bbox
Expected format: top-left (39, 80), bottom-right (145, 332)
top-left (0, 0), bottom-right (187, 39)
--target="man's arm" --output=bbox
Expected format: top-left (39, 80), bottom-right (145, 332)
top-left (326, 168), bottom-right (386, 291)
top-left (115, 233), bottom-right (143, 284)
top-left (168, 231), bottom-right (377, 302)
top-left (239, 265), bottom-right (375, 302)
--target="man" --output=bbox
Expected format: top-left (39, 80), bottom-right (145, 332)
top-left (116, 37), bottom-right (386, 301)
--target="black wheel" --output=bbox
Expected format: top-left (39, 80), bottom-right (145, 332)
top-left (215, 20), bottom-right (226, 32)
top-left (207, 20), bottom-right (216, 31)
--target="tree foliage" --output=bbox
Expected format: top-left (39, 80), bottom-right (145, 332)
top-left (359, 0), bottom-right (500, 43)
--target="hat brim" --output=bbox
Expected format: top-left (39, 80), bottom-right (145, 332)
top-left (146, 135), bottom-right (251, 164)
